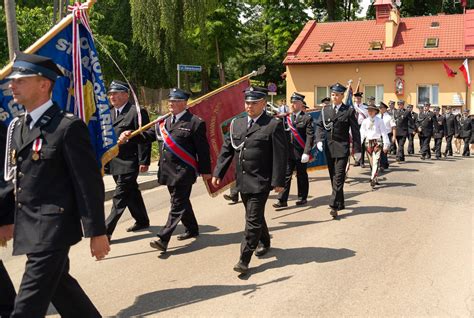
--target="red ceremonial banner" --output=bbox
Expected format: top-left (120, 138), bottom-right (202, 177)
top-left (189, 79), bottom-right (250, 197)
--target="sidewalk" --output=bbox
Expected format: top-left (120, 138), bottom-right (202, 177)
top-left (103, 162), bottom-right (159, 201)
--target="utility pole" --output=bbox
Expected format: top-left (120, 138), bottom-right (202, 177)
top-left (4, 0), bottom-right (20, 60)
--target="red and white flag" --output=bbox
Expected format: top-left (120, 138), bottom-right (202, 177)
top-left (459, 59), bottom-right (471, 87)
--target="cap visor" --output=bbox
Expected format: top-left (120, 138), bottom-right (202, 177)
top-left (108, 89), bottom-right (129, 93)
top-left (5, 72), bottom-right (39, 80)
top-left (245, 97), bottom-right (264, 102)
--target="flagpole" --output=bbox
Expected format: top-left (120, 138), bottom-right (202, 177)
top-left (124, 66), bottom-right (266, 140)
top-left (0, 0), bottom-right (97, 80)
top-left (467, 60), bottom-right (470, 109)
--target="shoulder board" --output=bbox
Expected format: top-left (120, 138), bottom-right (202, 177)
top-left (38, 114), bottom-right (53, 126)
top-left (63, 111), bottom-right (76, 119)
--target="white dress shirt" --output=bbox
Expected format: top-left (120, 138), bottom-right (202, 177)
top-left (171, 109), bottom-right (187, 123)
top-left (114, 102), bottom-right (128, 117)
top-left (360, 115), bottom-right (390, 147)
top-left (354, 103), bottom-right (369, 125)
top-left (377, 112), bottom-right (396, 134)
top-left (27, 100), bottom-right (54, 129)
top-left (248, 111), bottom-right (264, 127)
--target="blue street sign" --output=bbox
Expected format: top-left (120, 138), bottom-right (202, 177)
top-left (178, 64), bottom-right (202, 72)
top-left (268, 82), bottom-right (277, 93)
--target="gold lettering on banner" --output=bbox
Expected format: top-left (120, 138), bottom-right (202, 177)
top-left (209, 102), bottom-right (222, 157)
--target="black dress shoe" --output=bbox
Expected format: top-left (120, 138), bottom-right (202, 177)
top-left (360, 163), bottom-right (366, 168)
top-left (233, 261), bottom-right (249, 274)
top-left (177, 231), bottom-right (199, 241)
top-left (255, 245), bottom-right (270, 257)
top-left (420, 156), bottom-right (426, 160)
top-left (295, 199), bottom-right (307, 206)
top-left (150, 239), bottom-right (168, 252)
top-left (107, 235), bottom-right (112, 244)
top-left (223, 194), bottom-right (238, 203)
top-left (126, 223), bottom-right (150, 232)
top-left (370, 179), bottom-right (376, 189)
top-left (272, 201), bottom-right (288, 209)
top-left (330, 208), bottom-right (338, 219)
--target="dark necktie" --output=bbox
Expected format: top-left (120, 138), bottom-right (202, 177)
top-left (22, 114), bottom-right (33, 142)
top-left (116, 109), bottom-right (120, 118)
top-left (172, 115), bottom-right (176, 124)
top-left (248, 119), bottom-right (254, 130)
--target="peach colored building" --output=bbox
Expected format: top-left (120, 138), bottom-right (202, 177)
top-left (284, 0), bottom-right (474, 113)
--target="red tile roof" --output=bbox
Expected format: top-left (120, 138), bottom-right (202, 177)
top-left (284, 12), bottom-right (474, 65)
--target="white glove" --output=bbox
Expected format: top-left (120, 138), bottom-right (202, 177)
top-left (301, 153), bottom-right (310, 163)
top-left (317, 142), bottom-right (323, 152)
top-left (354, 153), bottom-right (361, 162)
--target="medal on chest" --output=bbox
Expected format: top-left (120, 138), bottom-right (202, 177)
top-left (11, 149), bottom-right (16, 165)
top-left (32, 138), bottom-right (42, 161)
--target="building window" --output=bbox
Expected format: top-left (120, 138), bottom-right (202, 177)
top-left (315, 86), bottom-right (330, 105)
top-left (424, 38), bottom-right (439, 48)
top-left (364, 85), bottom-right (384, 104)
top-left (319, 42), bottom-right (334, 52)
top-left (369, 41), bottom-right (384, 50)
top-left (430, 21), bottom-right (440, 28)
top-left (417, 84), bottom-right (439, 105)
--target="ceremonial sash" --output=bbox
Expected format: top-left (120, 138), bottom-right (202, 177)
top-left (159, 121), bottom-right (198, 171)
top-left (286, 116), bottom-right (312, 159)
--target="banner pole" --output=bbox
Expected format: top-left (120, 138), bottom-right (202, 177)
top-left (0, 0), bottom-right (97, 80)
top-left (125, 66), bottom-right (266, 139)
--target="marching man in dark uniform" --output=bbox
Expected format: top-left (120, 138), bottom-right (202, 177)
top-left (212, 86), bottom-right (287, 274)
top-left (6, 52), bottom-right (109, 317)
top-left (315, 83), bottom-right (361, 219)
top-left (406, 104), bottom-right (417, 155)
top-left (120, 88), bottom-right (212, 253)
top-left (273, 92), bottom-right (313, 208)
top-left (443, 106), bottom-right (457, 157)
top-left (458, 109), bottom-right (472, 156)
top-left (105, 80), bottom-right (151, 241)
top-left (0, 123), bottom-right (16, 318)
top-left (416, 101), bottom-right (439, 160)
top-left (393, 100), bottom-right (412, 162)
top-left (432, 106), bottom-right (445, 160)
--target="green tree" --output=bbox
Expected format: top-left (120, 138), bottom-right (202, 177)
top-left (0, 5), bottom-right (53, 66)
top-left (366, 0), bottom-right (465, 19)
top-left (308, 0), bottom-right (363, 21)
top-left (129, 0), bottom-right (218, 90)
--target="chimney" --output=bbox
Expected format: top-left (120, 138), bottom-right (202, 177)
top-left (374, 0), bottom-right (393, 24)
top-left (375, 0), bottom-right (401, 48)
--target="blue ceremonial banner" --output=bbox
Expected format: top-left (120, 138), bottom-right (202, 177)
top-left (345, 84), bottom-right (354, 108)
top-left (307, 110), bottom-right (327, 171)
top-left (0, 19), bottom-right (117, 169)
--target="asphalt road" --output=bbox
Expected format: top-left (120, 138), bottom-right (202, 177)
top-left (2, 151), bottom-right (473, 317)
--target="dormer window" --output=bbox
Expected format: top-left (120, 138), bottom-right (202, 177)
top-left (319, 42), bottom-right (334, 52)
top-left (425, 37), bottom-right (439, 48)
top-left (431, 21), bottom-right (440, 28)
top-left (369, 41), bottom-right (384, 51)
